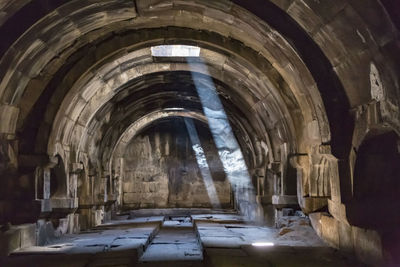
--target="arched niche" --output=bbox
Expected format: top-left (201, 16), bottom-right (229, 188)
top-left (49, 155), bottom-right (68, 198)
top-left (349, 130), bottom-right (400, 260)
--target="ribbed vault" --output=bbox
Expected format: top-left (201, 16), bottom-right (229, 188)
top-left (0, 0), bottom-right (399, 265)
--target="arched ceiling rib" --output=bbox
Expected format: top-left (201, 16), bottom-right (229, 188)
top-left (0, 1), bottom-right (333, 161)
top-left (46, 49), bottom-right (300, 171)
top-left (0, 1), bottom-right (399, 263)
top-left (85, 72), bottom-right (265, 173)
top-left (0, 0), bottom-right (397, 171)
top-left (109, 110), bottom-right (209, 172)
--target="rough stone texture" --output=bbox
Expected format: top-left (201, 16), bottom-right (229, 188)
top-left (140, 218), bottom-right (203, 262)
top-left (0, 223), bottom-right (36, 256)
top-left (5, 218), bottom-right (161, 267)
top-left (122, 118), bottom-right (232, 209)
top-left (18, 223), bottom-right (36, 249)
top-left (0, 105), bottom-right (19, 134)
top-left (0, 0), bottom-right (399, 265)
top-left (310, 212), bottom-right (384, 266)
top-left (2, 213), bottom-right (366, 266)
top-left (0, 227), bottom-right (21, 256)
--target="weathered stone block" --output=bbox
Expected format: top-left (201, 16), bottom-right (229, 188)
top-left (306, 120), bottom-right (322, 143)
top-left (320, 214), bottom-right (340, 248)
top-left (287, 0), bottom-right (323, 35)
top-left (136, 0), bottom-right (173, 16)
top-left (18, 223), bottom-right (36, 248)
top-left (68, 214), bottom-right (80, 234)
top-left (272, 195), bottom-right (298, 207)
top-left (349, 0), bottom-right (396, 46)
top-left (309, 212), bottom-right (323, 237)
top-left (0, 227), bottom-right (20, 256)
top-left (123, 192), bottom-right (140, 204)
top-left (36, 219), bottom-right (55, 246)
top-left (297, 0), bottom-right (347, 24)
top-left (50, 198), bottom-right (78, 210)
top-left (328, 199), bottom-right (349, 224)
top-left (333, 51), bottom-right (374, 107)
top-left (298, 196), bottom-right (328, 214)
top-left (269, 0), bottom-right (294, 10)
top-left (338, 221), bottom-right (353, 252)
top-left (352, 226), bottom-right (383, 266)
top-left (0, 105), bottom-right (19, 134)
top-left (309, 153), bottom-right (332, 197)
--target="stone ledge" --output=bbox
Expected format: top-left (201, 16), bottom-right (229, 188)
top-left (50, 198), bottom-right (78, 211)
top-left (272, 195), bottom-right (298, 208)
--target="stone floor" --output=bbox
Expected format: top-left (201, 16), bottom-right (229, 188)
top-left (139, 216), bottom-right (202, 262)
top-left (1, 212), bottom-right (367, 267)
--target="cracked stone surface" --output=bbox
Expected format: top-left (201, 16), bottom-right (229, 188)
top-left (0, 1), bottom-right (399, 265)
top-left (194, 214), bottom-right (326, 248)
top-left (2, 213), bottom-right (366, 266)
top-left (140, 217), bottom-right (203, 262)
top-left (4, 221), bottom-right (160, 267)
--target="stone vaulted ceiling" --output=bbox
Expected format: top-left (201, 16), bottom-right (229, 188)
top-left (0, 0), bottom-right (399, 265)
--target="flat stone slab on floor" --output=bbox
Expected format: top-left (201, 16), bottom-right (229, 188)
top-left (96, 216), bottom-right (165, 229)
top-left (3, 213), bottom-right (364, 267)
top-left (5, 222), bottom-right (161, 267)
top-left (196, 222), bottom-right (276, 248)
top-left (205, 246), bottom-right (367, 267)
top-left (129, 209), bottom-right (237, 217)
top-left (192, 214), bottom-right (245, 224)
top-left (140, 218), bottom-right (203, 262)
top-left (140, 243), bottom-right (202, 262)
top-left (196, 216), bottom-right (326, 248)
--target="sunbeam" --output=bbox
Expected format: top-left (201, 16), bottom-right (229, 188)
top-left (184, 118), bottom-right (221, 209)
top-left (186, 57), bottom-right (261, 222)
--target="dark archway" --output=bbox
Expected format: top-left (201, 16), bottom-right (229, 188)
top-left (350, 130), bottom-right (400, 262)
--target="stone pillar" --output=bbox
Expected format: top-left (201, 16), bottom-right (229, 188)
top-left (255, 167), bottom-right (275, 226)
top-left (35, 166), bottom-right (51, 213)
top-left (83, 169), bottom-right (115, 227)
top-left (76, 165), bottom-right (96, 230)
top-left (66, 163), bottom-right (84, 233)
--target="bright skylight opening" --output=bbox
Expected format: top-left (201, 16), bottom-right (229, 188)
top-left (251, 242), bottom-right (275, 247)
top-left (151, 45), bottom-right (200, 57)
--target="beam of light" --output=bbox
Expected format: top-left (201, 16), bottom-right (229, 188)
top-left (184, 117), bottom-right (221, 209)
top-left (252, 242), bottom-right (275, 247)
top-left (151, 45), bottom-right (200, 57)
top-left (186, 57), bottom-right (260, 222)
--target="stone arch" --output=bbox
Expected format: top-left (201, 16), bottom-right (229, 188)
top-left (0, 0), bottom-right (399, 264)
top-left (349, 129), bottom-right (400, 262)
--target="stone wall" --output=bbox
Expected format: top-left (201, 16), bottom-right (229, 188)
top-left (122, 118), bottom-right (232, 209)
top-left (0, 0), bottom-right (399, 264)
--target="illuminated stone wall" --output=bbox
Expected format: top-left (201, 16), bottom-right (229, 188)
top-left (122, 118), bottom-right (232, 209)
